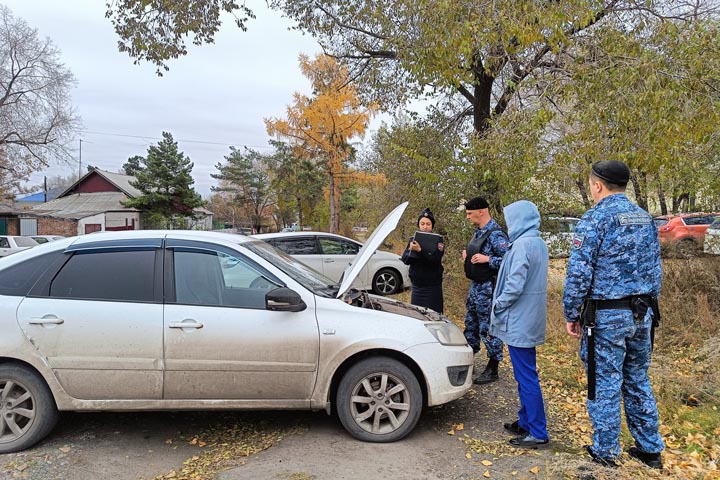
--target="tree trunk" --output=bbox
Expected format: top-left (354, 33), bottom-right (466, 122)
top-left (631, 172), bottom-right (648, 211)
top-left (576, 178), bottom-right (592, 210)
top-left (296, 195), bottom-right (304, 228)
top-left (328, 169), bottom-right (340, 234)
top-left (657, 179), bottom-right (668, 215)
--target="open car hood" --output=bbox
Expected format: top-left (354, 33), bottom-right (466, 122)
top-left (336, 202), bottom-right (409, 298)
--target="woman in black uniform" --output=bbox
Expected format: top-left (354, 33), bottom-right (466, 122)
top-left (401, 208), bottom-right (445, 313)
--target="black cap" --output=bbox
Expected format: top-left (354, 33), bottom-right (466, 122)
top-left (417, 208), bottom-right (435, 227)
top-left (464, 196), bottom-right (489, 210)
top-left (591, 160), bottom-right (630, 186)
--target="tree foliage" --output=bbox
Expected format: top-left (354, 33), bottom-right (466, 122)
top-left (0, 6), bottom-right (79, 191)
top-left (212, 146), bottom-right (275, 233)
top-left (122, 132), bottom-right (203, 227)
top-left (266, 54), bottom-right (375, 233)
top-left (264, 140), bottom-right (325, 229)
top-left (105, 0), bottom-right (254, 75)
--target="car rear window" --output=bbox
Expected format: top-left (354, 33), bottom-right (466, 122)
top-left (0, 251), bottom-right (64, 296)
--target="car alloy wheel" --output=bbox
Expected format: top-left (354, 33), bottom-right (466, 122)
top-left (336, 357), bottom-right (422, 442)
top-left (0, 365), bottom-right (58, 453)
top-left (372, 269), bottom-right (401, 295)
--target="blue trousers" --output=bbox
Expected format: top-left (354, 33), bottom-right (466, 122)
top-left (508, 345), bottom-right (548, 441)
top-left (580, 310), bottom-right (664, 458)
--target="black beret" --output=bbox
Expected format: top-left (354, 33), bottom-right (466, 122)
top-left (464, 196), bottom-right (489, 210)
top-left (592, 160), bottom-right (630, 186)
top-left (417, 208), bottom-right (435, 226)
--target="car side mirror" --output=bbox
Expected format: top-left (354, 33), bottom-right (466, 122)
top-left (266, 287), bottom-right (307, 312)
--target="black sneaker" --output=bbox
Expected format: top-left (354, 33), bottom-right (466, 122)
top-left (585, 445), bottom-right (618, 468)
top-left (628, 447), bottom-right (662, 469)
top-left (503, 420), bottom-right (529, 435)
top-left (509, 434), bottom-right (549, 449)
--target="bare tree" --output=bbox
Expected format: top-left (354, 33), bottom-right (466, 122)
top-left (0, 5), bottom-right (79, 190)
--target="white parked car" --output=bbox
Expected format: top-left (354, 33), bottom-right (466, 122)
top-left (703, 217), bottom-right (720, 255)
top-left (0, 235), bottom-right (39, 257)
top-left (254, 231), bottom-right (410, 295)
top-left (30, 235), bottom-right (66, 244)
top-left (540, 217), bottom-right (581, 258)
top-left (0, 202), bottom-right (472, 452)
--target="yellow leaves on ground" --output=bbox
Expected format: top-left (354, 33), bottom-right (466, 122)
top-left (483, 470), bottom-right (491, 477)
top-left (153, 421), bottom-right (304, 480)
top-left (529, 466), bottom-right (539, 474)
top-left (447, 422), bottom-right (464, 435)
top-left (481, 459), bottom-right (493, 466)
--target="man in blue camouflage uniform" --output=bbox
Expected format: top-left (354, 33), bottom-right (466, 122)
top-left (462, 196), bottom-right (509, 384)
top-left (563, 160), bottom-right (664, 470)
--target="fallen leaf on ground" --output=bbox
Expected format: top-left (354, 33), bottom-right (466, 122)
top-left (483, 470), bottom-right (491, 478)
top-left (529, 466), bottom-right (539, 474)
top-left (481, 460), bottom-right (493, 466)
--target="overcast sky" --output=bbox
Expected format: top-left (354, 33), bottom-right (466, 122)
top-left (4, 0), bottom-right (372, 197)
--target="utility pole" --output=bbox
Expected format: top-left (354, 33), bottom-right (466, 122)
top-left (78, 138), bottom-right (83, 181)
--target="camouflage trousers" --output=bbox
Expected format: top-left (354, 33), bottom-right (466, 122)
top-left (464, 280), bottom-right (504, 361)
top-left (580, 309), bottom-right (664, 458)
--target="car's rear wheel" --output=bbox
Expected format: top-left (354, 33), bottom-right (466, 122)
top-left (0, 364), bottom-right (59, 453)
top-left (676, 238), bottom-right (699, 258)
top-left (336, 357), bottom-right (423, 443)
top-left (372, 268), bottom-right (401, 295)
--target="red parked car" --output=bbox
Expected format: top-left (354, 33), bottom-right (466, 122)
top-left (654, 213), bottom-right (720, 255)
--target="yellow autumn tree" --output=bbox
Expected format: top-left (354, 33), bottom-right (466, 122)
top-left (265, 54), bottom-right (375, 233)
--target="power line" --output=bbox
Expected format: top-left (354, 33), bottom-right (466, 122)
top-left (79, 130), bottom-right (274, 149)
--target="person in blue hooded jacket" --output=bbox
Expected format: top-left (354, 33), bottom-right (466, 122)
top-left (490, 200), bottom-right (549, 449)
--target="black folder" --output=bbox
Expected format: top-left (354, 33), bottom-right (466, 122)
top-left (409, 231), bottom-right (443, 257)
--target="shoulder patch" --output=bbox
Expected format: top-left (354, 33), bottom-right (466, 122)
top-left (616, 212), bottom-right (651, 226)
top-left (572, 233), bottom-right (585, 249)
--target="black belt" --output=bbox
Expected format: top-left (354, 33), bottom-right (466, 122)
top-left (595, 296), bottom-right (651, 310)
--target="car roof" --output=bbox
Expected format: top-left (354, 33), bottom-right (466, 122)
top-left (254, 231), bottom-right (355, 241)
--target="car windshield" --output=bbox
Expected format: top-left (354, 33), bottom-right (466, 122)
top-left (710, 218), bottom-right (720, 229)
top-left (243, 239), bottom-right (339, 297)
top-left (653, 218), bottom-right (669, 227)
top-left (14, 237), bottom-right (38, 247)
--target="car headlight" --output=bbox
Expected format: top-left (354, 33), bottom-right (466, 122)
top-left (425, 322), bottom-right (467, 346)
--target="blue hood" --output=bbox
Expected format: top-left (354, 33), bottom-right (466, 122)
top-left (503, 200), bottom-right (540, 243)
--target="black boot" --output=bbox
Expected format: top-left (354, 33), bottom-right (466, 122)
top-left (473, 358), bottom-right (499, 384)
top-left (628, 447), bottom-right (662, 469)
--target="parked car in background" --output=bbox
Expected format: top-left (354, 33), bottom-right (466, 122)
top-left (703, 217), bottom-right (720, 255)
top-left (655, 213), bottom-right (720, 255)
top-left (540, 216), bottom-right (581, 258)
top-left (254, 231), bottom-right (410, 295)
top-left (0, 202), bottom-right (472, 452)
top-left (30, 235), bottom-right (66, 244)
top-left (0, 235), bottom-right (38, 257)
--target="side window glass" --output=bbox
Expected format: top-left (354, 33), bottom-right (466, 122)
top-left (0, 238), bottom-right (9, 248)
top-left (319, 238), bottom-right (347, 255)
top-left (0, 251), bottom-right (64, 296)
top-left (273, 238), bottom-right (316, 255)
top-left (341, 241), bottom-right (359, 254)
top-left (173, 250), bottom-right (279, 308)
top-left (50, 250), bottom-right (156, 302)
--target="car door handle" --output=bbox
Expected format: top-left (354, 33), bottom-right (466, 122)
top-left (169, 321), bottom-right (204, 329)
top-left (324, 259), bottom-right (334, 263)
top-left (28, 317), bottom-right (65, 325)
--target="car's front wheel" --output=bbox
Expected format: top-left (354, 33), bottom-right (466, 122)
top-left (0, 364), bottom-right (59, 453)
top-left (372, 268), bottom-right (402, 295)
top-left (336, 357), bottom-right (423, 442)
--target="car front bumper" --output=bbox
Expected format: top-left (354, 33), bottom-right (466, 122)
top-left (404, 343), bottom-right (474, 406)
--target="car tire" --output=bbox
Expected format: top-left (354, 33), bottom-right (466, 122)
top-left (0, 364), bottom-right (59, 454)
top-left (372, 268), bottom-right (402, 295)
top-left (336, 357), bottom-right (423, 443)
top-left (676, 238), bottom-right (699, 258)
